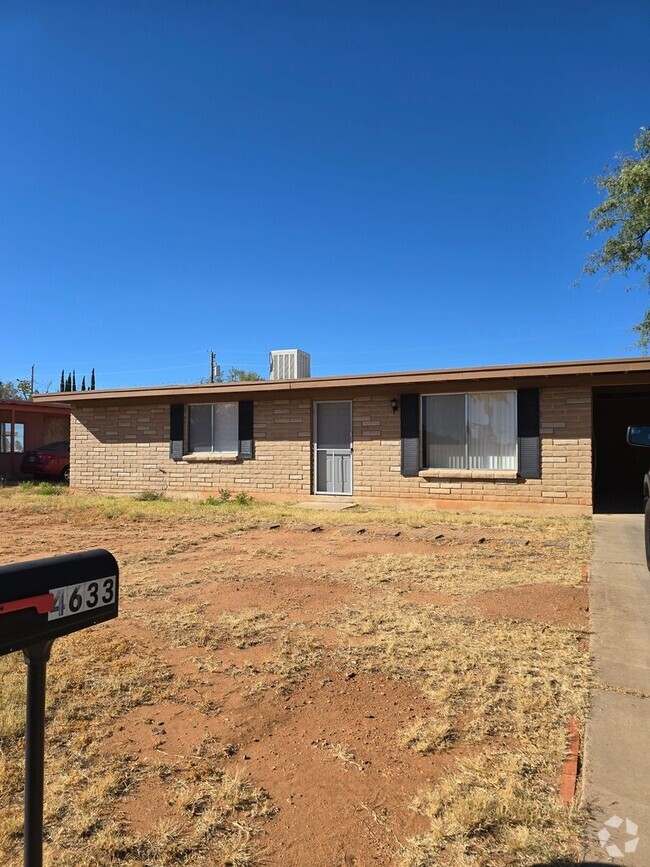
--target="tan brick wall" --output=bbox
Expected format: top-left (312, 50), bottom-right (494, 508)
top-left (70, 386), bottom-right (593, 509)
top-left (70, 400), bottom-right (312, 496)
top-left (352, 386), bottom-right (592, 507)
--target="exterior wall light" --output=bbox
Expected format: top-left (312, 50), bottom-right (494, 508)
top-left (390, 398), bottom-right (399, 414)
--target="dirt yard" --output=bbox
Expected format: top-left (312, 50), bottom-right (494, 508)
top-left (0, 489), bottom-right (591, 866)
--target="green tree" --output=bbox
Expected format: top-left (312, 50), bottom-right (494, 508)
top-left (72, 370), bottom-right (77, 391)
top-left (60, 370), bottom-right (65, 392)
top-left (15, 379), bottom-right (33, 399)
top-left (226, 367), bottom-right (263, 382)
top-left (65, 373), bottom-right (72, 392)
top-left (90, 368), bottom-right (96, 390)
top-left (584, 127), bottom-right (650, 349)
top-left (0, 381), bottom-right (19, 399)
top-left (81, 376), bottom-right (86, 391)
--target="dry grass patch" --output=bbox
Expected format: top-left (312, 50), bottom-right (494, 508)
top-left (0, 489), bottom-right (592, 866)
top-left (402, 749), bottom-right (583, 866)
top-left (332, 549), bottom-right (583, 595)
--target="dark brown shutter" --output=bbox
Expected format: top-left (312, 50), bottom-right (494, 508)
top-left (238, 401), bottom-right (254, 460)
top-left (169, 404), bottom-right (184, 461)
top-left (517, 389), bottom-right (540, 478)
top-left (400, 394), bottom-right (420, 477)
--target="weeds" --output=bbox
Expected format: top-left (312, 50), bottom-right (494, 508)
top-left (36, 482), bottom-right (63, 496)
top-left (134, 490), bottom-right (164, 502)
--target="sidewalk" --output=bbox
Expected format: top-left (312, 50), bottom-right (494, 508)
top-left (583, 515), bottom-right (650, 864)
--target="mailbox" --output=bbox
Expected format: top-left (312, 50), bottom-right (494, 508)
top-left (0, 549), bottom-right (119, 656)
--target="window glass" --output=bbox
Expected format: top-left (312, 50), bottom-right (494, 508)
top-left (423, 392), bottom-right (516, 470)
top-left (13, 423), bottom-right (24, 453)
top-left (188, 405), bottom-right (213, 453)
top-left (188, 403), bottom-right (238, 453)
top-left (468, 392), bottom-right (516, 470)
top-left (424, 394), bottom-right (466, 469)
top-left (213, 403), bottom-right (238, 453)
top-left (0, 423), bottom-right (10, 453)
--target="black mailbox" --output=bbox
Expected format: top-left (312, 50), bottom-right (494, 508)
top-left (0, 549), bottom-right (119, 656)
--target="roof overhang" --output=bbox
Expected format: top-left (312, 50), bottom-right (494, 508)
top-left (31, 357), bottom-right (650, 408)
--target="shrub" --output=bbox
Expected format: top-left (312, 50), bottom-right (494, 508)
top-left (37, 482), bottom-right (63, 496)
top-left (134, 490), bottom-right (163, 502)
top-left (218, 489), bottom-right (232, 503)
top-left (18, 481), bottom-right (35, 490)
top-left (234, 492), bottom-right (253, 506)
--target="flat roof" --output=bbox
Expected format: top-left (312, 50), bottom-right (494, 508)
top-left (31, 356), bottom-right (650, 406)
top-left (0, 399), bottom-right (70, 414)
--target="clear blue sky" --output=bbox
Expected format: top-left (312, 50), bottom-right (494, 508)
top-left (2, 1), bottom-right (649, 389)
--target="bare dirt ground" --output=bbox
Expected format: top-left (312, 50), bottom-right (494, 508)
top-left (0, 490), bottom-right (591, 866)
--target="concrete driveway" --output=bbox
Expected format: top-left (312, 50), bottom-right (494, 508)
top-left (583, 514), bottom-right (650, 864)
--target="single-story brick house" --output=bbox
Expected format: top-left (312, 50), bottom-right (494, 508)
top-left (0, 400), bottom-right (70, 480)
top-left (33, 357), bottom-right (650, 514)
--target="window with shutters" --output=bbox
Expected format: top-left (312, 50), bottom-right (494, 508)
top-left (187, 403), bottom-right (239, 454)
top-left (421, 391), bottom-right (517, 471)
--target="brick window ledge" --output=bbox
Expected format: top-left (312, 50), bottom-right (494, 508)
top-left (419, 468), bottom-right (518, 481)
top-left (182, 452), bottom-right (240, 463)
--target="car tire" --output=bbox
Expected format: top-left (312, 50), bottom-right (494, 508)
top-left (644, 497), bottom-right (650, 570)
top-left (61, 466), bottom-right (70, 484)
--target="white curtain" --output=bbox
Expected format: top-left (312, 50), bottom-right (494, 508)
top-left (424, 391), bottom-right (517, 470)
top-left (468, 392), bottom-right (516, 470)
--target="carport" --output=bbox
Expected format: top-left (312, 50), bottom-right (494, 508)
top-left (592, 386), bottom-right (650, 513)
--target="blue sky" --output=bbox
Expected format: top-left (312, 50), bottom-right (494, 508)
top-left (1, 1), bottom-right (649, 389)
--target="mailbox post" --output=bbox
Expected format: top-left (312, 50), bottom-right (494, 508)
top-left (0, 549), bottom-right (119, 867)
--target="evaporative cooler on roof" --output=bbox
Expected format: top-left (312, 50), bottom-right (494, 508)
top-left (269, 349), bottom-right (311, 380)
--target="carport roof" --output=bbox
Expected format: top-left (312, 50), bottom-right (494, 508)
top-left (32, 356), bottom-right (650, 406)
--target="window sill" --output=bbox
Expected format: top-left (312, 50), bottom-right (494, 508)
top-left (419, 468), bottom-right (518, 481)
top-left (182, 452), bottom-right (240, 463)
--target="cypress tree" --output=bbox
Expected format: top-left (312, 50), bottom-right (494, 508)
top-left (72, 370), bottom-right (77, 392)
top-left (90, 369), bottom-right (96, 390)
top-left (60, 370), bottom-right (65, 392)
top-left (81, 376), bottom-right (86, 391)
top-left (65, 373), bottom-right (72, 392)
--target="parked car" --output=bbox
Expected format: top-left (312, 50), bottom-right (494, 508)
top-left (20, 441), bottom-right (70, 483)
top-left (626, 425), bottom-right (650, 568)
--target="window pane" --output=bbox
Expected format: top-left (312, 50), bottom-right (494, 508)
top-left (468, 392), bottom-right (516, 470)
top-left (13, 423), bottom-right (24, 453)
top-left (424, 394), bottom-right (466, 469)
top-left (213, 403), bottom-right (238, 452)
top-left (188, 405), bottom-right (212, 452)
top-left (0, 423), bottom-right (10, 453)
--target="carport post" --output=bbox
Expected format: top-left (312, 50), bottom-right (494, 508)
top-left (22, 640), bottom-right (53, 867)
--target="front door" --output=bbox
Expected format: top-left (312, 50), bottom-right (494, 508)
top-left (314, 401), bottom-right (353, 495)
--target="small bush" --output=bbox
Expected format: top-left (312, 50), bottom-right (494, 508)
top-left (36, 482), bottom-right (63, 496)
top-left (204, 490), bottom-right (253, 507)
top-left (134, 490), bottom-right (163, 502)
top-left (18, 481), bottom-right (35, 490)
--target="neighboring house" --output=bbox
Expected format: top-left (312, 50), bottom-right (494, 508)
top-left (0, 400), bottom-right (70, 480)
top-left (32, 357), bottom-right (650, 514)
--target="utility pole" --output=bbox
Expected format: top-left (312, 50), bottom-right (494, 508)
top-left (209, 351), bottom-right (221, 383)
top-left (30, 365), bottom-right (35, 398)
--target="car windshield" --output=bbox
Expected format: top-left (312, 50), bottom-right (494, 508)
top-left (37, 441), bottom-right (69, 452)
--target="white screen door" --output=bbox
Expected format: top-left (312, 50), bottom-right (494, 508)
top-left (314, 401), bottom-right (353, 495)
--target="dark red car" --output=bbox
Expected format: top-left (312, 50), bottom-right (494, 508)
top-left (20, 441), bottom-right (70, 483)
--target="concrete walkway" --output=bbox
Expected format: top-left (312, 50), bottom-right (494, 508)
top-left (583, 515), bottom-right (650, 864)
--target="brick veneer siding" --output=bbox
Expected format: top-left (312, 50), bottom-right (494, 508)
top-left (352, 386), bottom-right (592, 507)
top-left (70, 386), bottom-right (592, 509)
